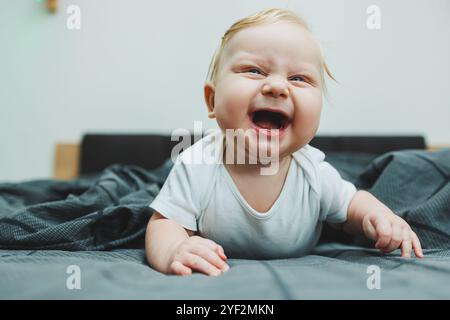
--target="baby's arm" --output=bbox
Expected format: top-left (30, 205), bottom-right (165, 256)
top-left (145, 211), bottom-right (229, 276)
top-left (332, 190), bottom-right (424, 258)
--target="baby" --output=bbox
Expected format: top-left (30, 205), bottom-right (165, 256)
top-left (145, 8), bottom-right (423, 276)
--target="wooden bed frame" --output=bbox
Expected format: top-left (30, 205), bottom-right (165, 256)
top-left (53, 144), bottom-right (80, 180)
top-left (53, 142), bottom-right (449, 180)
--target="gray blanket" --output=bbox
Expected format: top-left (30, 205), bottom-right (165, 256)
top-left (0, 163), bottom-right (171, 250)
top-left (1, 149), bottom-right (449, 299)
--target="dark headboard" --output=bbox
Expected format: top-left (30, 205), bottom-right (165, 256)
top-left (79, 133), bottom-right (426, 176)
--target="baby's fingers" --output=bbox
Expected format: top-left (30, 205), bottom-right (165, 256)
top-left (401, 228), bottom-right (412, 258)
top-left (170, 260), bottom-right (192, 276)
top-left (182, 253), bottom-right (222, 276)
top-left (374, 218), bottom-right (393, 249)
top-left (381, 224), bottom-right (403, 253)
top-left (217, 245), bottom-right (227, 261)
top-left (191, 246), bottom-right (229, 272)
top-left (412, 232), bottom-right (424, 258)
top-left (362, 215), bottom-right (378, 240)
top-left (196, 237), bottom-right (227, 261)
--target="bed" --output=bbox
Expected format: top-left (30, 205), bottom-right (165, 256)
top-left (1, 134), bottom-right (450, 299)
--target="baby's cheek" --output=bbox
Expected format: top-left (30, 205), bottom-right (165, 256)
top-left (291, 95), bottom-right (322, 135)
top-left (213, 101), bottom-right (242, 131)
top-left (214, 84), bottom-right (250, 127)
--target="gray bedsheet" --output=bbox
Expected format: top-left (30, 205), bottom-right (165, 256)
top-left (1, 245), bottom-right (450, 299)
top-left (1, 148), bottom-right (450, 299)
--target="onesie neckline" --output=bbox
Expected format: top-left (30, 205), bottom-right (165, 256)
top-left (220, 155), bottom-right (295, 220)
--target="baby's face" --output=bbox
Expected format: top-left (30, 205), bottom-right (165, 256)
top-left (205, 21), bottom-right (324, 160)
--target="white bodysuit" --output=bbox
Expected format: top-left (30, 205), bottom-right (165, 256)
top-left (150, 130), bottom-right (357, 259)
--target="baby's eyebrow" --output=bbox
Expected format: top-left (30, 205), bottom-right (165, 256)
top-left (232, 58), bottom-right (270, 68)
top-left (231, 52), bottom-right (319, 71)
top-left (228, 51), bottom-right (271, 65)
top-left (233, 58), bottom-right (320, 77)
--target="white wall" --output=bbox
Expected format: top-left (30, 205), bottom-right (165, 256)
top-left (1, 0), bottom-right (449, 182)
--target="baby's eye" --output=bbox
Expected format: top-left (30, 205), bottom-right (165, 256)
top-left (245, 68), bottom-right (264, 75)
top-left (290, 75), bottom-right (306, 82)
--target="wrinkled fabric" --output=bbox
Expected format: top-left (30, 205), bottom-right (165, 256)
top-left (0, 162), bottom-right (172, 250)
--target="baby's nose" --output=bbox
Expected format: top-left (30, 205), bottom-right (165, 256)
top-left (261, 79), bottom-right (289, 98)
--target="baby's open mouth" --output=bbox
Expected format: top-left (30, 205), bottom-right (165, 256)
top-left (250, 110), bottom-right (290, 130)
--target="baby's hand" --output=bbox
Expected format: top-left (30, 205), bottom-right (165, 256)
top-left (362, 212), bottom-right (424, 258)
top-left (169, 236), bottom-right (229, 276)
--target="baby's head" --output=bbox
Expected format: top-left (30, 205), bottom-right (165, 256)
top-left (204, 8), bottom-right (334, 161)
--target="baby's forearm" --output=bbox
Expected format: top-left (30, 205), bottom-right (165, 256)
top-left (341, 190), bottom-right (390, 235)
top-left (145, 215), bottom-right (191, 274)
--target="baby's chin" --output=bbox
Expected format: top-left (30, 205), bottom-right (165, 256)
top-left (222, 126), bottom-right (298, 162)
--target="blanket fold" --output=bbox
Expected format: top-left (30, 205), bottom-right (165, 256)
top-left (0, 162), bottom-right (171, 250)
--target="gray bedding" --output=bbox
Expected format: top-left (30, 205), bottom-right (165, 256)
top-left (2, 246), bottom-right (450, 299)
top-left (1, 148), bottom-right (450, 299)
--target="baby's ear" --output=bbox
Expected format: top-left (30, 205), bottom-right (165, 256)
top-left (204, 83), bottom-right (216, 119)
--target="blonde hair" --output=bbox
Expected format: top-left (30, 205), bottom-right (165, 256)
top-left (205, 8), bottom-right (335, 90)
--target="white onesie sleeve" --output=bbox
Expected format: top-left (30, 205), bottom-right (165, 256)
top-left (149, 131), bottom-right (224, 231)
top-left (318, 161), bottom-right (358, 223)
top-left (149, 159), bottom-right (200, 231)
